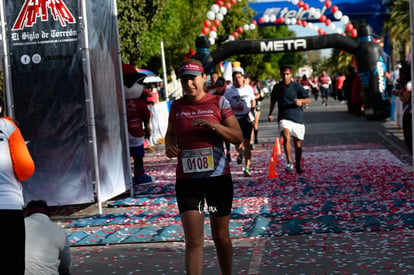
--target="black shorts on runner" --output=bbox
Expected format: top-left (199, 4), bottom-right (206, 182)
top-left (176, 174), bottom-right (233, 217)
top-left (237, 115), bottom-right (253, 139)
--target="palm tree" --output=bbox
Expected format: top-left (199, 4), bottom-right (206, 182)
top-left (383, 0), bottom-right (410, 62)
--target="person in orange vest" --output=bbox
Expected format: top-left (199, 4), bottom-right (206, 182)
top-left (0, 114), bottom-right (35, 274)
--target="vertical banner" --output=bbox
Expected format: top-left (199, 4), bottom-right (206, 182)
top-left (6, 0), bottom-right (94, 205)
top-left (83, 0), bottom-right (130, 202)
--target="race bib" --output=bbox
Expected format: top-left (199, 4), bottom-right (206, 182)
top-left (182, 147), bottom-right (214, 173)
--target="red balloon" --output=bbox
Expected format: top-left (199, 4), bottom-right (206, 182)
top-left (296, 19), bottom-right (302, 26)
top-left (258, 17), bottom-right (265, 24)
top-left (213, 19), bottom-right (221, 26)
top-left (202, 27), bottom-right (210, 35)
top-left (318, 28), bottom-right (323, 35)
top-left (324, 0), bottom-right (332, 8)
top-left (204, 20), bottom-right (211, 28)
top-left (350, 29), bottom-right (358, 37)
top-left (225, 2), bottom-right (231, 9)
top-left (319, 15), bottom-right (326, 22)
top-left (331, 5), bottom-right (339, 14)
top-left (210, 26), bottom-right (217, 32)
top-left (345, 23), bottom-right (354, 32)
top-left (230, 0), bottom-right (237, 4)
top-left (278, 17), bottom-right (285, 24)
top-left (233, 32), bottom-right (239, 38)
top-left (298, 1), bottom-right (304, 8)
top-left (303, 4), bottom-right (309, 10)
top-left (325, 19), bottom-right (331, 26)
top-left (237, 26), bottom-right (244, 33)
top-left (251, 20), bottom-right (258, 25)
top-left (302, 20), bottom-right (307, 27)
top-left (216, 0), bottom-right (224, 6)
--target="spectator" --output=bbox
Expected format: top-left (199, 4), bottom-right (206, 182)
top-left (25, 200), bottom-right (71, 275)
top-left (0, 115), bottom-right (35, 274)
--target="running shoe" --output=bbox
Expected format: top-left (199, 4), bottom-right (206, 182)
top-left (134, 173), bottom-right (154, 185)
top-left (237, 151), bottom-right (244, 164)
top-left (243, 166), bottom-right (251, 177)
top-left (285, 162), bottom-right (293, 172)
top-left (295, 164), bottom-right (303, 174)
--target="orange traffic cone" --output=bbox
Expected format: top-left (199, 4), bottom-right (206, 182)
top-left (271, 145), bottom-right (279, 164)
top-left (268, 156), bottom-right (277, 178)
top-left (275, 137), bottom-right (282, 155)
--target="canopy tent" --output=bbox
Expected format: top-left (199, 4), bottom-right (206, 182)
top-left (144, 75), bottom-right (163, 83)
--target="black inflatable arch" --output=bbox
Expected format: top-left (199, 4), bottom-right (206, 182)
top-left (194, 24), bottom-right (390, 120)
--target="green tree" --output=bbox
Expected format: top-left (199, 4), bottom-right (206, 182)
top-left (116, 0), bottom-right (304, 79)
top-left (383, 0), bottom-right (410, 62)
top-left (116, 0), bottom-right (166, 66)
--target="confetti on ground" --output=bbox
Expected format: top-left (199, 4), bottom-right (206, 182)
top-left (66, 144), bottom-right (414, 246)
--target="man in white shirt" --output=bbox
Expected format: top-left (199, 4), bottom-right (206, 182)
top-left (25, 200), bottom-right (71, 275)
top-left (224, 70), bottom-right (256, 177)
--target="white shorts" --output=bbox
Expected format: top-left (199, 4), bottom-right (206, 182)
top-left (278, 119), bottom-right (305, 140)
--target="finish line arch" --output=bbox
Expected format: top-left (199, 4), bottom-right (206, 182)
top-left (248, 0), bottom-right (388, 36)
top-left (194, 23), bottom-right (389, 120)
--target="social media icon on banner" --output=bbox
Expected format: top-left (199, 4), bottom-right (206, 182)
top-left (21, 55), bottom-right (30, 65)
top-left (32, 54), bottom-right (41, 64)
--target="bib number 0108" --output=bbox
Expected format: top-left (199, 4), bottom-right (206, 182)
top-left (182, 148), bottom-right (214, 173)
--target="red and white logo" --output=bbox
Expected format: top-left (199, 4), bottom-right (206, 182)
top-left (13, 0), bottom-right (76, 31)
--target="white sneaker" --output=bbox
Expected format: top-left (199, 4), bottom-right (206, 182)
top-left (285, 162), bottom-right (293, 172)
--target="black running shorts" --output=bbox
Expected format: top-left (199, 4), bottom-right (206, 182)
top-left (176, 174), bottom-right (233, 217)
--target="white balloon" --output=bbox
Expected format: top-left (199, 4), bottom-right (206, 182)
top-left (307, 22), bottom-right (314, 29)
top-left (292, 0), bottom-right (299, 4)
top-left (216, 13), bottom-right (224, 21)
top-left (336, 29), bottom-right (343, 34)
top-left (313, 25), bottom-right (319, 32)
top-left (285, 18), bottom-right (291, 25)
top-left (334, 11), bottom-right (343, 20)
top-left (290, 18), bottom-right (297, 25)
top-left (211, 4), bottom-right (219, 13)
top-left (340, 15), bottom-right (349, 25)
top-left (314, 11), bottom-right (321, 19)
top-left (309, 7), bottom-right (316, 16)
top-left (329, 23), bottom-right (336, 31)
top-left (263, 14), bottom-right (270, 23)
top-left (209, 31), bottom-right (217, 39)
top-left (269, 14), bottom-right (276, 22)
top-left (209, 37), bottom-right (215, 45)
top-left (220, 7), bottom-right (227, 15)
top-left (250, 23), bottom-right (256, 30)
top-left (243, 24), bottom-right (250, 31)
top-left (228, 35), bottom-right (235, 41)
top-left (207, 11), bottom-right (215, 20)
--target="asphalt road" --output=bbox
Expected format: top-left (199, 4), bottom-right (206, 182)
top-left (65, 97), bottom-right (414, 275)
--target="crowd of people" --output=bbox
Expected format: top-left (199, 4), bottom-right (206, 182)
top-left (1, 56), bottom-right (411, 275)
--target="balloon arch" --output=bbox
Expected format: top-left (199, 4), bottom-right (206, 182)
top-left (193, 23), bottom-right (390, 120)
top-left (193, 0), bottom-right (390, 120)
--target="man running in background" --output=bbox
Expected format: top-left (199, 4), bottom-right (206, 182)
top-left (268, 65), bottom-right (311, 174)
